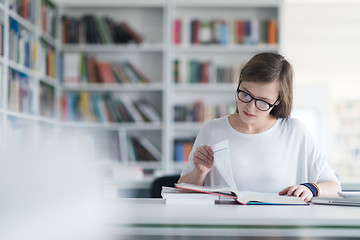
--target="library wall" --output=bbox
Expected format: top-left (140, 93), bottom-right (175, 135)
top-left (283, 0), bottom-right (360, 181)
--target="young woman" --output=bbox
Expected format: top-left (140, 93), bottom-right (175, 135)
top-left (178, 52), bottom-right (341, 202)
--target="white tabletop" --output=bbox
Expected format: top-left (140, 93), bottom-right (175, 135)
top-left (104, 198), bottom-right (360, 238)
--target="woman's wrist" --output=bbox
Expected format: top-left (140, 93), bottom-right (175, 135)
top-left (300, 183), bottom-right (320, 197)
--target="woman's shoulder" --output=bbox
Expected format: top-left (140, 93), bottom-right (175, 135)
top-left (278, 117), bottom-right (310, 134)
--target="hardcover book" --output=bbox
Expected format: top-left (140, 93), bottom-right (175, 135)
top-left (175, 183), bottom-right (307, 205)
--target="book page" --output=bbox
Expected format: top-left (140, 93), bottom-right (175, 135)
top-left (213, 140), bottom-right (237, 190)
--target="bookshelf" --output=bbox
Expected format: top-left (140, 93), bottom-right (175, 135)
top-left (58, 1), bottom-right (167, 184)
top-left (57, 0), bottom-right (283, 190)
top-left (0, 0), bottom-right (60, 151)
top-left (169, 0), bottom-right (282, 172)
top-left (0, 0), bottom-right (284, 193)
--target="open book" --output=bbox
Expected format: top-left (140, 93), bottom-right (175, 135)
top-left (175, 182), bottom-right (307, 205)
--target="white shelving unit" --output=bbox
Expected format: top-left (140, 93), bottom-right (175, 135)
top-left (1, 0), bottom-right (284, 193)
top-left (57, 0), bottom-right (168, 188)
top-left (0, 0), bottom-right (60, 150)
top-left (168, 0), bottom-right (282, 172)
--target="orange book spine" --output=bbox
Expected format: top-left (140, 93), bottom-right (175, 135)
top-left (268, 19), bottom-right (277, 45)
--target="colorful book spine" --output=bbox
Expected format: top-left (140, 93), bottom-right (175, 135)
top-left (10, 0), bottom-right (36, 24)
top-left (40, 39), bottom-right (55, 78)
top-left (41, 0), bottom-right (57, 37)
top-left (182, 18), bottom-right (277, 45)
top-left (128, 135), bottom-right (160, 162)
top-left (62, 15), bottom-right (144, 44)
top-left (173, 18), bottom-right (182, 45)
top-left (0, 21), bottom-right (3, 56)
top-left (9, 18), bottom-right (36, 69)
top-left (39, 81), bottom-right (55, 117)
top-left (60, 93), bottom-right (160, 123)
top-left (174, 138), bottom-right (195, 162)
top-left (175, 59), bottom-right (242, 84)
top-left (62, 53), bottom-right (151, 84)
top-left (8, 69), bottom-right (33, 114)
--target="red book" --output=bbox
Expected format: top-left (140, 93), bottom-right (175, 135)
top-left (173, 18), bottom-right (182, 44)
top-left (236, 20), bottom-right (245, 44)
top-left (191, 20), bottom-right (200, 44)
top-left (201, 62), bottom-right (209, 83)
top-left (23, 0), bottom-right (28, 20)
top-left (98, 61), bottom-right (115, 83)
top-left (60, 95), bottom-right (68, 121)
top-left (87, 57), bottom-right (100, 83)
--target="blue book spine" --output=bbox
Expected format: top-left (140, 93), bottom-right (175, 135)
top-left (92, 94), bottom-right (103, 122)
top-left (175, 141), bottom-right (184, 162)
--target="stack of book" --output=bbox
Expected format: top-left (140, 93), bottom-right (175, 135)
top-left (161, 186), bottom-right (219, 204)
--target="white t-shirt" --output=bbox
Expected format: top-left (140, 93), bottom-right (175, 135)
top-left (181, 116), bottom-right (339, 193)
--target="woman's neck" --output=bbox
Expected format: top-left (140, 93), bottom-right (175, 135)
top-left (228, 114), bottom-right (278, 134)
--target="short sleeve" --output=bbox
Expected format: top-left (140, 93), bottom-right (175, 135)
top-left (297, 120), bottom-right (340, 184)
top-left (307, 140), bottom-right (340, 184)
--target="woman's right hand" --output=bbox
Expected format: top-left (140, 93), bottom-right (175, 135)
top-left (193, 145), bottom-right (214, 173)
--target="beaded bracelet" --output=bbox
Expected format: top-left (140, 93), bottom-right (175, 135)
top-left (301, 183), bottom-right (319, 197)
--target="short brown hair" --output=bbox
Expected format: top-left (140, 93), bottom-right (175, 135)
top-left (237, 52), bottom-right (293, 119)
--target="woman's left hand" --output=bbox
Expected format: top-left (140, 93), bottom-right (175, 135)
top-left (279, 185), bottom-right (313, 203)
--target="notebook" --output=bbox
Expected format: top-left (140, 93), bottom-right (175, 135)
top-left (311, 193), bottom-right (360, 207)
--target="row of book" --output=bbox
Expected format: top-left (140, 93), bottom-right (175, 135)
top-left (174, 59), bottom-right (242, 84)
top-left (41, 0), bottom-right (57, 37)
top-left (127, 134), bottom-right (161, 162)
top-left (117, 131), bottom-right (161, 164)
top-left (9, 0), bottom-right (36, 24)
top-left (174, 138), bottom-right (195, 162)
top-left (0, 21), bottom-right (3, 56)
top-left (174, 100), bottom-right (236, 122)
top-left (62, 15), bottom-right (143, 44)
top-left (39, 81), bottom-right (55, 118)
top-left (60, 93), bottom-right (161, 123)
top-left (8, 68), bottom-right (34, 114)
top-left (62, 53), bottom-right (150, 84)
top-left (173, 18), bottom-right (277, 45)
top-left (9, 18), bottom-right (36, 69)
top-left (39, 39), bottom-right (56, 78)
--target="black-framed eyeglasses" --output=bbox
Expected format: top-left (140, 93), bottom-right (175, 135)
top-left (236, 88), bottom-right (278, 111)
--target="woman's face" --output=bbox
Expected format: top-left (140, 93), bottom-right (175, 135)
top-left (236, 80), bottom-right (280, 125)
